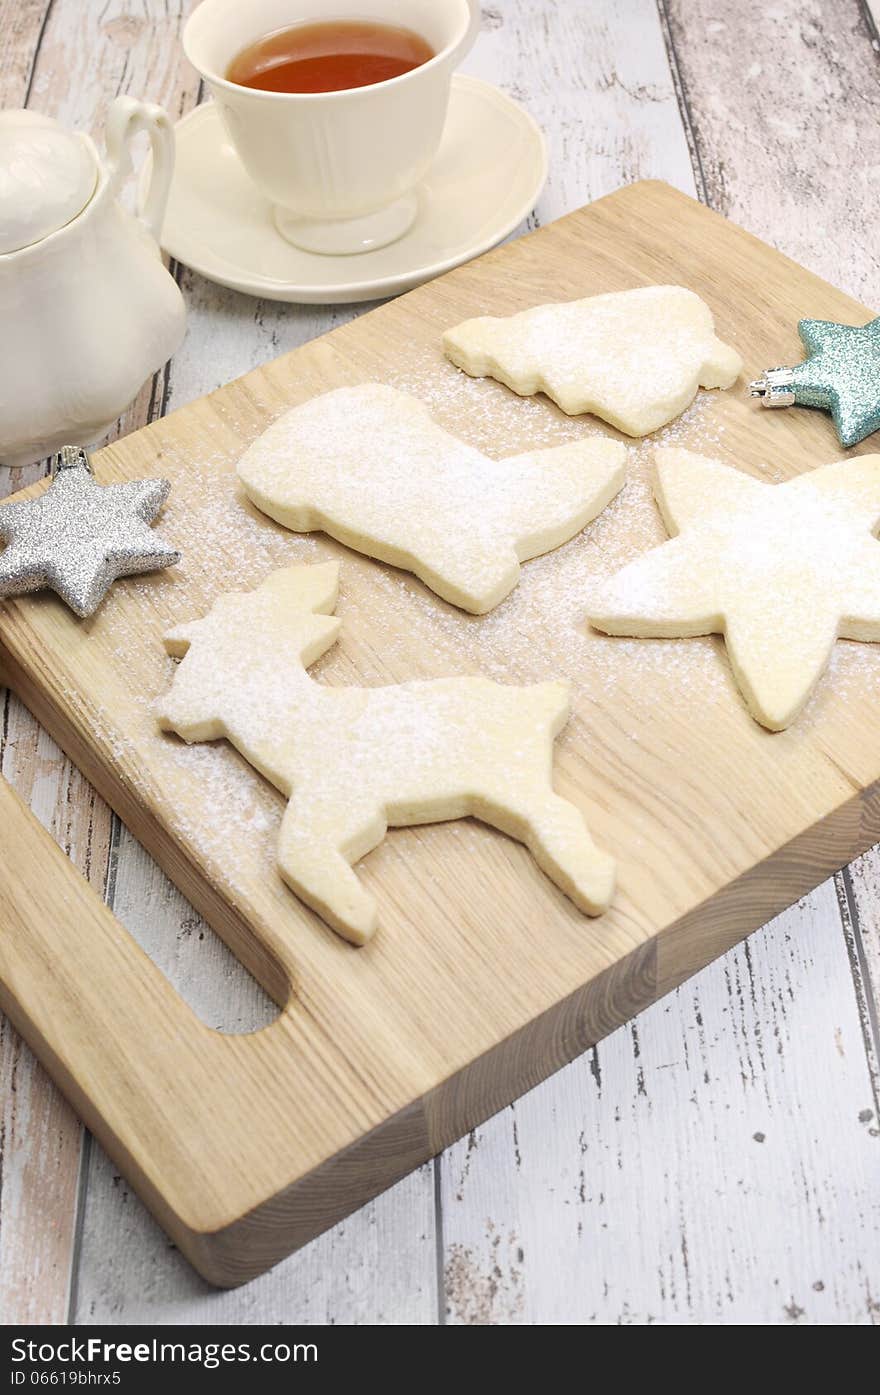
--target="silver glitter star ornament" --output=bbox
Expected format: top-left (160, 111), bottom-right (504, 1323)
top-left (750, 316), bottom-right (880, 448)
top-left (0, 446), bottom-right (180, 617)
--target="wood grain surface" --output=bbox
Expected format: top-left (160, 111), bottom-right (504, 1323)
top-left (1, 0), bottom-right (878, 1323)
top-left (2, 176), bottom-right (879, 1287)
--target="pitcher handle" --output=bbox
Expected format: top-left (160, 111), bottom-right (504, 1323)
top-left (105, 95), bottom-right (175, 241)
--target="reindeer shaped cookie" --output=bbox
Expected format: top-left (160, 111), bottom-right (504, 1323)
top-left (156, 563), bottom-right (615, 944)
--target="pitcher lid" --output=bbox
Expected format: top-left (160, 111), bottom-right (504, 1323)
top-left (0, 110), bottom-right (97, 254)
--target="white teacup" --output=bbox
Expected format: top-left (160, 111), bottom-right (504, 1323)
top-left (183, 0), bottom-right (480, 255)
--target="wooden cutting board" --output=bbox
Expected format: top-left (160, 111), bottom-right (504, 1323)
top-left (2, 180), bottom-right (879, 1288)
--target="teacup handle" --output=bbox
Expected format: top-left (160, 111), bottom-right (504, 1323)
top-left (105, 95), bottom-right (175, 241)
top-left (455, 0), bottom-right (482, 63)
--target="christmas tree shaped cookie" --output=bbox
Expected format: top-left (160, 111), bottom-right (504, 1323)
top-left (237, 384), bottom-right (626, 614)
top-left (157, 562), bottom-right (616, 944)
top-left (588, 448), bottom-right (880, 729)
top-left (443, 285), bottom-right (742, 436)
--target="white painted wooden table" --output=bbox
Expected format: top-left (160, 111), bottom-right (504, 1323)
top-left (1, 0), bottom-right (879, 1326)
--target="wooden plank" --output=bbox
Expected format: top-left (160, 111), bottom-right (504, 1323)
top-left (661, 0), bottom-right (880, 303)
top-left (5, 0), bottom-right (878, 1321)
top-left (435, 0), bottom-right (880, 1326)
top-left (0, 1), bottom-right (52, 109)
top-left (459, 0), bottom-right (695, 217)
top-left (659, 0), bottom-right (880, 1313)
top-left (0, 700), bottom-right (103, 1324)
top-left (153, 2), bottom-right (875, 1316)
top-left (28, 0), bottom-right (200, 134)
top-left (72, 829), bottom-right (437, 1323)
top-left (0, 0), bottom-right (90, 1328)
top-left (441, 879), bottom-right (880, 1324)
top-left (0, 0), bottom-right (201, 1323)
top-left (3, 179), bottom-right (880, 1285)
top-left (0, 1006), bottom-right (81, 1326)
top-left (837, 853), bottom-right (880, 1099)
top-left (72, 284), bottom-right (446, 1318)
top-left (163, 278), bottom-right (360, 420)
top-left (29, 0), bottom-right (438, 1314)
top-left (65, 9), bottom-right (529, 1316)
top-left (63, 10), bottom-right (519, 1311)
top-left (85, 5), bottom-right (552, 1310)
top-left (73, 1161), bottom-right (438, 1324)
top-left (23, 0), bottom-right (436, 1318)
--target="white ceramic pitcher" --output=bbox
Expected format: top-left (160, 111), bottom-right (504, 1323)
top-left (0, 98), bottom-right (187, 467)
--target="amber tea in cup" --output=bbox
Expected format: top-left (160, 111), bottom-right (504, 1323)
top-left (185, 0), bottom-right (479, 254)
top-left (227, 19), bottom-right (435, 93)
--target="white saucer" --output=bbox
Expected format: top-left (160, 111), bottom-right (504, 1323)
top-left (155, 76), bottom-right (547, 304)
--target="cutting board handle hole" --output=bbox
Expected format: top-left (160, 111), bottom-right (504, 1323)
top-left (108, 820), bottom-right (279, 1034)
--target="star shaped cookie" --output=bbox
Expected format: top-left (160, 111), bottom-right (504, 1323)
top-left (0, 449), bottom-right (180, 617)
top-left (789, 317), bottom-right (880, 448)
top-left (588, 448), bottom-right (880, 730)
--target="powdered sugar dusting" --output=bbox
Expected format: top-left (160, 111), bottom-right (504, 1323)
top-left (95, 360), bottom-right (880, 884)
top-left (152, 562), bottom-right (615, 939)
top-left (441, 285), bottom-right (742, 434)
top-left (340, 388), bottom-right (733, 689)
top-left (235, 383), bottom-right (625, 613)
top-left (589, 449), bottom-right (880, 727)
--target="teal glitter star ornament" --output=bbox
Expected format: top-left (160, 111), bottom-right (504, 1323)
top-left (749, 316), bottom-right (880, 447)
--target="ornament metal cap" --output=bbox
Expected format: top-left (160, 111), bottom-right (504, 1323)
top-left (51, 443), bottom-right (94, 475)
top-left (749, 316), bottom-right (880, 447)
top-left (748, 366), bottom-right (796, 408)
